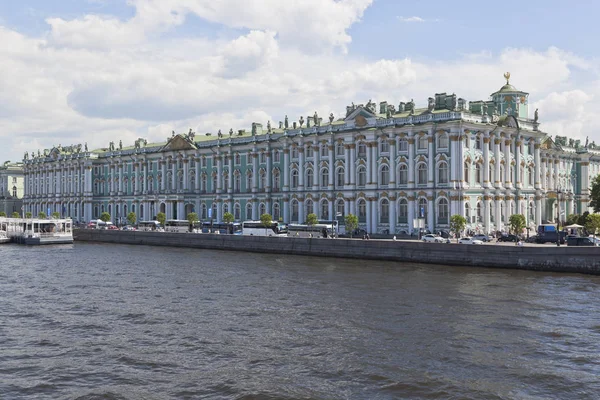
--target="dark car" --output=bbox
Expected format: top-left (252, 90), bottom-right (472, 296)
top-left (525, 235), bottom-right (539, 243)
top-left (498, 234), bottom-right (520, 242)
top-left (567, 236), bottom-right (599, 247)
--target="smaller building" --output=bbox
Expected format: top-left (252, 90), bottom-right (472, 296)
top-left (0, 161), bottom-right (24, 216)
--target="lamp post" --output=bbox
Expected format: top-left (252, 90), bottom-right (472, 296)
top-left (556, 186), bottom-right (561, 246)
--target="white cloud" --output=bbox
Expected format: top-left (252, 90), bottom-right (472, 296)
top-left (1, 3), bottom-right (600, 163)
top-left (397, 16), bottom-right (425, 23)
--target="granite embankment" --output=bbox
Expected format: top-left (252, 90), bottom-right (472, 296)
top-left (74, 230), bottom-right (600, 275)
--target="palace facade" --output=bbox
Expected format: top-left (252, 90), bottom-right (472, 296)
top-left (0, 161), bottom-right (24, 215)
top-left (21, 77), bottom-right (600, 234)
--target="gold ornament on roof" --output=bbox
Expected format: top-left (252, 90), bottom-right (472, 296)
top-left (503, 72), bottom-right (511, 84)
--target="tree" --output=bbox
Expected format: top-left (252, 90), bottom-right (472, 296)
top-left (509, 214), bottom-right (526, 236)
top-left (566, 214), bottom-right (581, 226)
top-left (306, 213), bottom-right (318, 227)
top-left (127, 212), bottom-right (137, 226)
top-left (585, 214), bottom-right (600, 239)
top-left (578, 212), bottom-right (590, 230)
top-left (187, 212), bottom-right (199, 232)
top-left (38, 212), bottom-right (47, 219)
top-left (449, 214), bottom-right (466, 242)
top-left (25, 212), bottom-right (32, 218)
top-left (590, 175), bottom-right (600, 213)
top-left (222, 212), bottom-right (234, 224)
top-left (156, 212), bottom-right (166, 227)
top-left (11, 212), bottom-right (20, 218)
top-left (51, 212), bottom-right (60, 219)
top-left (260, 213), bottom-right (273, 236)
top-left (0, 211), bottom-right (6, 217)
top-left (345, 214), bottom-right (359, 238)
top-left (99, 212), bottom-right (111, 223)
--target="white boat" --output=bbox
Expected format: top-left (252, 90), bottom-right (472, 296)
top-left (0, 220), bottom-right (9, 243)
top-left (0, 217), bottom-right (74, 245)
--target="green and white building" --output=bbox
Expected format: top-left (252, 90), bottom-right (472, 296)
top-left (0, 161), bottom-right (24, 216)
top-left (21, 76), bottom-right (600, 234)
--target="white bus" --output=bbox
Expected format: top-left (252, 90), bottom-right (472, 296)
top-left (194, 222), bottom-right (243, 235)
top-left (164, 219), bottom-right (190, 233)
top-left (242, 220), bottom-right (288, 237)
top-left (288, 223), bottom-right (334, 238)
top-left (138, 220), bottom-right (162, 231)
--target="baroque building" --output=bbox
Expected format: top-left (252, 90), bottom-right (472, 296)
top-left (22, 75), bottom-right (600, 234)
top-left (0, 161), bottom-right (24, 215)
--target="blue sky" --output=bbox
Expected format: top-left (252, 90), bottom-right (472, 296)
top-left (0, 0), bottom-right (598, 162)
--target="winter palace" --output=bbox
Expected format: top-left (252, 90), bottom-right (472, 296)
top-left (21, 74), bottom-right (600, 235)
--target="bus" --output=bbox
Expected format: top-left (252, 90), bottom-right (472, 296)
top-left (317, 219), bottom-right (342, 235)
top-left (196, 221), bottom-right (243, 235)
top-left (288, 223), bottom-right (333, 238)
top-left (242, 220), bottom-right (288, 237)
top-left (138, 220), bottom-right (162, 231)
top-left (164, 219), bottom-right (191, 233)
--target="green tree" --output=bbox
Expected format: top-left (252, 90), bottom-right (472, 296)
top-left (585, 214), bottom-right (600, 239)
top-left (344, 214), bottom-right (359, 238)
top-left (156, 212), bottom-right (166, 227)
top-left (38, 212), bottom-right (47, 219)
top-left (51, 212), bottom-right (60, 219)
top-left (509, 214), bottom-right (526, 236)
top-left (449, 214), bottom-right (466, 242)
top-left (260, 213), bottom-right (273, 235)
top-left (306, 213), bottom-right (318, 227)
top-left (25, 212), bottom-right (32, 218)
top-left (590, 175), bottom-right (600, 213)
top-left (127, 212), bottom-right (137, 226)
top-left (222, 212), bottom-right (234, 224)
top-left (566, 214), bottom-right (581, 226)
top-left (0, 211), bottom-right (6, 217)
top-left (11, 212), bottom-right (20, 218)
top-left (578, 212), bottom-right (590, 230)
top-left (187, 212), bottom-right (199, 232)
top-left (99, 212), bottom-right (111, 222)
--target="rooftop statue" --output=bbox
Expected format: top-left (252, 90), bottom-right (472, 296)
top-left (451, 94), bottom-right (457, 110)
top-left (284, 115), bottom-right (289, 129)
top-left (24, 151), bottom-right (28, 160)
top-left (119, 140), bottom-right (123, 150)
top-left (585, 136), bottom-right (589, 148)
top-left (252, 124), bottom-right (257, 135)
top-left (267, 120), bottom-right (271, 132)
top-left (427, 97), bottom-right (435, 112)
top-left (229, 128), bottom-right (233, 136)
top-left (314, 111), bottom-right (319, 126)
top-left (329, 113), bottom-right (334, 123)
top-left (85, 142), bottom-right (88, 152)
top-left (279, 121), bottom-right (283, 129)
top-left (172, 130), bottom-right (175, 137)
top-left (299, 116), bottom-right (304, 127)
top-left (218, 129), bottom-right (222, 138)
top-left (534, 108), bottom-right (539, 123)
top-left (31, 152), bottom-right (35, 159)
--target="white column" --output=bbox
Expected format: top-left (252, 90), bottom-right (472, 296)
top-left (408, 135), bottom-right (415, 188)
top-left (183, 159), bottom-right (189, 190)
top-left (252, 152), bottom-right (258, 192)
top-left (504, 138), bottom-right (512, 188)
top-left (494, 137), bottom-right (501, 189)
top-left (515, 139), bottom-right (522, 189)
top-left (427, 197), bottom-right (434, 232)
top-left (389, 139), bottom-right (396, 187)
top-left (266, 151), bottom-right (272, 191)
top-left (408, 197), bottom-right (415, 234)
top-left (228, 154), bottom-right (233, 193)
top-left (217, 155), bottom-right (223, 193)
top-left (534, 141), bottom-right (541, 190)
top-left (298, 146), bottom-right (305, 189)
top-left (427, 134), bottom-right (434, 185)
top-left (283, 148), bottom-right (290, 191)
top-left (314, 144), bottom-right (320, 188)
top-left (328, 143), bottom-right (335, 189)
top-left (344, 145), bottom-right (351, 185)
top-left (389, 196), bottom-right (396, 234)
top-left (483, 134), bottom-right (490, 188)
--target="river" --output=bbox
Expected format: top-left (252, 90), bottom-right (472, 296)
top-left (1, 242), bottom-right (599, 399)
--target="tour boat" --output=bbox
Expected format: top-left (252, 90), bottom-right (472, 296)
top-left (21, 218), bottom-right (74, 245)
top-left (0, 220), bottom-right (9, 244)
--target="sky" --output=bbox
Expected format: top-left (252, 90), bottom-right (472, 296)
top-left (1, 0), bottom-right (599, 163)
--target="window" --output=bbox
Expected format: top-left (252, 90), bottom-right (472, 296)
top-left (380, 140), bottom-right (389, 153)
top-left (246, 172), bottom-right (252, 192)
top-left (336, 143), bottom-right (344, 156)
top-left (380, 165), bottom-right (390, 186)
top-left (246, 203), bottom-right (253, 220)
top-left (475, 136), bottom-right (482, 150)
top-left (234, 173), bottom-right (241, 192)
top-left (291, 200), bottom-right (299, 222)
top-left (273, 150), bottom-right (280, 162)
top-left (398, 139), bottom-right (408, 152)
top-left (223, 173), bottom-right (229, 190)
top-left (259, 203), bottom-right (266, 216)
top-left (306, 146), bottom-right (314, 158)
top-left (438, 134), bottom-right (449, 149)
top-left (358, 199), bottom-right (366, 223)
top-left (292, 147), bottom-right (299, 159)
top-left (418, 198), bottom-right (427, 219)
top-left (321, 144), bottom-right (328, 157)
top-left (418, 135), bottom-right (428, 150)
top-left (380, 199), bottom-right (389, 223)
top-left (464, 162), bottom-right (470, 184)
top-left (336, 200), bottom-right (344, 218)
top-left (398, 165), bottom-right (408, 185)
top-left (306, 169), bottom-right (314, 188)
top-left (358, 143), bottom-right (367, 158)
top-left (476, 202), bottom-right (482, 223)
top-left (234, 153), bottom-right (241, 165)
top-left (212, 174), bottom-right (217, 193)
top-left (202, 157), bottom-right (207, 167)
top-left (438, 198), bottom-right (449, 224)
top-left (321, 200), bottom-right (329, 219)
top-left (438, 162), bottom-right (448, 184)
top-left (260, 152), bottom-right (266, 163)
top-left (417, 164), bottom-right (427, 185)
top-left (234, 203), bottom-right (241, 220)
top-left (12, 186), bottom-right (17, 197)
top-left (260, 170), bottom-right (266, 189)
top-left (291, 170), bottom-right (299, 189)
top-left (475, 163), bottom-right (481, 184)
top-left (357, 166), bottom-right (366, 187)
top-left (398, 199), bottom-right (408, 223)
top-left (305, 199), bottom-right (313, 219)
top-left (336, 167), bottom-right (344, 187)
top-left (273, 203), bottom-right (280, 221)
top-left (465, 203), bottom-right (471, 222)
top-left (528, 167), bottom-right (534, 186)
top-left (321, 168), bottom-right (329, 187)
top-left (273, 170), bottom-right (280, 191)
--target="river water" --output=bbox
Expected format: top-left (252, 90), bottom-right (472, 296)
top-left (1, 242), bottom-right (599, 400)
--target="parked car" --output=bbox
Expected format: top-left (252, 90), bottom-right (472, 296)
top-left (472, 234), bottom-right (491, 242)
top-left (525, 235), bottom-right (539, 243)
top-left (422, 234), bottom-right (444, 243)
top-left (458, 237), bottom-right (483, 245)
top-left (567, 236), bottom-right (600, 247)
top-left (498, 234), bottom-right (520, 242)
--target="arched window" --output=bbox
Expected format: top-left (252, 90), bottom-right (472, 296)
top-left (417, 164), bottom-right (427, 184)
top-left (201, 203), bottom-right (207, 219)
top-left (357, 199), bottom-right (366, 223)
top-left (234, 172), bottom-right (241, 193)
top-left (246, 203), bottom-right (253, 220)
top-left (380, 140), bottom-right (389, 153)
top-left (380, 199), bottom-right (389, 223)
top-left (306, 146), bottom-right (313, 158)
top-left (476, 202), bottom-right (482, 223)
top-left (398, 199), bottom-right (408, 223)
top-left (321, 168), bottom-right (329, 188)
top-left (260, 170), bottom-right (266, 189)
top-left (306, 169), bottom-right (314, 188)
top-left (291, 199), bottom-right (299, 222)
top-left (291, 146), bottom-right (299, 159)
top-left (235, 153), bottom-right (241, 165)
top-left (234, 203), bottom-right (241, 220)
top-left (380, 165), bottom-right (390, 186)
top-left (321, 200), bottom-right (329, 219)
top-left (418, 198), bottom-right (427, 219)
top-left (398, 138), bottom-right (408, 152)
top-left (336, 143), bottom-right (344, 156)
top-left (320, 143), bottom-right (328, 157)
top-left (336, 199), bottom-right (344, 219)
top-left (437, 198), bottom-right (449, 224)
top-left (475, 163), bottom-right (481, 184)
top-left (438, 134), bottom-right (449, 149)
top-left (465, 203), bottom-right (471, 223)
top-left (398, 165), bottom-right (408, 185)
top-left (358, 143), bottom-right (367, 158)
top-left (259, 203), bottom-right (266, 217)
top-left (273, 203), bottom-right (280, 221)
top-left (438, 162), bottom-right (448, 184)
top-left (357, 166), bottom-right (366, 187)
top-left (273, 170), bottom-right (280, 191)
top-left (464, 162), bottom-right (470, 184)
top-left (212, 174), bottom-right (217, 193)
top-left (291, 169), bottom-right (299, 189)
top-left (305, 199), bottom-right (313, 219)
top-left (178, 172), bottom-right (184, 190)
top-left (223, 172), bottom-right (229, 191)
top-left (336, 167), bottom-right (344, 187)
top-left (246, 172), bottom-right (252, 192)
top-left (418, 135), bottom-right (428, 150)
